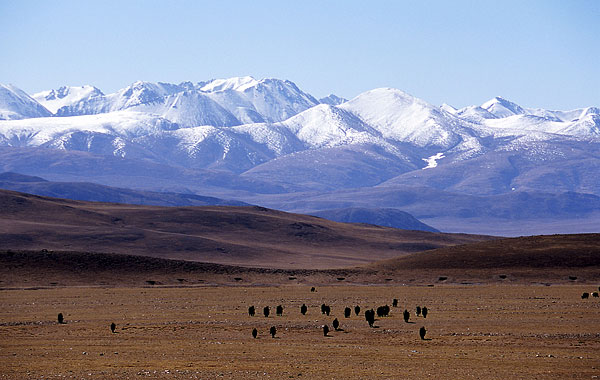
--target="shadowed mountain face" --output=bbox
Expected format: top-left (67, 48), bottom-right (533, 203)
top-left (0, 172), bottom-right (248, 207)
top-left (0, 189), bottom-right (491, 269)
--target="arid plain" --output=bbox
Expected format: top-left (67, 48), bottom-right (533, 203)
top-left (1, 190), bottom-right (599, 379)
top-left (1, 285), bottom-right (599, 379)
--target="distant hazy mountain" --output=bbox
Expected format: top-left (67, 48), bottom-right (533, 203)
top-left (310, 207), bottom-right (439, 232)
top-left (0, 172), bottom-right (248, 207)
top-left (0, 77), bottom-right (599, 235)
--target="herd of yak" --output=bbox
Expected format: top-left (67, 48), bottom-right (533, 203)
top-left (247, 292), bottom-right (430, 341)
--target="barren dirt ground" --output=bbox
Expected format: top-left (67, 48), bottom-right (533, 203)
top-left (1, 285), bottom-right (599, 379)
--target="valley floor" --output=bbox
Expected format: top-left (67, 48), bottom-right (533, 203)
top-left (1, 285), bottom-right (598, 379)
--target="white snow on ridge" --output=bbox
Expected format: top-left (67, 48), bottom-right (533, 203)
top-left (422, 152), bottom-right (445, 169)
top-left (200, 76), bottom-right (260, 92)
top-left (33, 85), bottom-right (104, 114)
top-left (0, 111), bottom-right (178, 147)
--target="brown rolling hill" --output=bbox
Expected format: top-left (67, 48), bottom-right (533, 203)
top-left (0, 189), bottom-right (491, 269)
top-left (366, 233), bottom-right (600, 284)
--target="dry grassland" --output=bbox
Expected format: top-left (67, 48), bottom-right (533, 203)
top-left (1, 285), bottom-right (599, 379)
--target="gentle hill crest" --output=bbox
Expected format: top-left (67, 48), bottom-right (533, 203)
top-left (0, 189), bottom-right (491, 269)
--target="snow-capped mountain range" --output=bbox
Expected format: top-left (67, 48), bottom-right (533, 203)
top-left (0, 76), bottom-right (599, 235)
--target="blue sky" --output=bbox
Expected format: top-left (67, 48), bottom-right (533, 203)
top-left (1, 0), bottom-right (598, 109)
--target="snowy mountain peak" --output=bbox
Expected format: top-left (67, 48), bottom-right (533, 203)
top-left (0, 83), bottom-right (52, 120)
top-left (338, 88), bottom-right (465, 148)
top-left (319, 94), bottom-right (348, 106)
top-left (199, 76), bottom-right (260, 92)
top-left (33, 85), bottom-right (104, 114)
top-left (481, 96), bottom-right (525, 118)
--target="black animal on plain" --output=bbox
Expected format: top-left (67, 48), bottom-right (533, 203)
top-left (276, 305), bottom-right (284, 316)
top-left (270, 326), bottom-right (277, 338)
top-left (365, 309), bottom-right (375, 327)
top-left (376, 305), bottom-right (390, 317)
top-left (110, 322), bottom-right (116, 333)
top-left (419, 326), bottom-right (427, 340)
top-left (333, 318), bottom-right (340, 331)
top-left (392, 298), bottom-right (398, 308)
top-left (311, 287), bottom-right (316, 292)
top-left (403, 309), bottom-right (410, 323)
top-left (57, 313), bottom-right (64, 324)
top-left (323, 325), bottom-right (329, 337)
top-left (248, 306), bottom-right (255, 317)
top-left (344, 307), bottom-right (351, 318)
top-left (582, 292), bottom-right (590, 299)
top-left (416, 306), bottom-right (422, 316)
top-left (252, 328), bottom-right (258, 339)
top-left (354, 305), bottom-right (360, 316)
top-left (422, 307), bottom-right (428, 318)
top-left (264, 306), bottom-right (270, 317)
top-left (301, 303), bottom-right (308, 315)
top-left (593, 292), bottom-right (599, 298)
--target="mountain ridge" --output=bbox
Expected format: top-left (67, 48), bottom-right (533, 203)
top-left (0, 77), bottom-right (598, 236)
